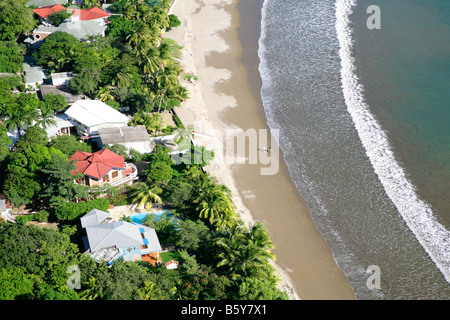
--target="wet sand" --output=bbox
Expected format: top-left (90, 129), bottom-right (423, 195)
top-left (167, 0), bottom-right (356, 299)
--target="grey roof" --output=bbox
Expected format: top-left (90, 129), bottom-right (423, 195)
top-left (51, 72), bottom-right (75, 81)
top-left (40, 85), bottom-right (85, 105)
top-left (57, 20), bottom-right (107, 40)
top-left (98, 126), bottom-right (151, 145)
top-left (85, 221), bottom-right (161, 253)
top-left (23, 56), bottom-right (47, 85)
top-left (33, 20), bottom-right (106, 40)
top-left (0, 200), bottom-right (6, 213)
top-left (80, 209), bottom-right (112, 228)
top-left (26, 0), bottom-right (67, 7)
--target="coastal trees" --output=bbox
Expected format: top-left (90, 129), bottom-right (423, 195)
top-left (129, 182), bottom-right (163, 211)
top-left (215, 223), bottom-right (276, 281)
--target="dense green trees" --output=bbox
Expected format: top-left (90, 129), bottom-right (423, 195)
top-left (0, 0), bottom-right (36, 41)
top-left (34, 31), bottom-right (80, 72)
top-left (49, 134), bottom-right (92, 157)
top-left (0, 223), bottom-right (81, 300)
top-left (0, 41), bottom-right (23, 73)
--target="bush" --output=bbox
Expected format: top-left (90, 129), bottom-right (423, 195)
top-left (35, 210), bottom-right (49, 223)
top-left (55, 198), bottom-right (110, 221)
top-left (168, 14), bottom-right (181, 29)
top-left (16, 215), bottom-right (34, 225)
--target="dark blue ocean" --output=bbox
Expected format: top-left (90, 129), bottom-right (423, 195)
top-left (258, 0), bottom-right (450, 299)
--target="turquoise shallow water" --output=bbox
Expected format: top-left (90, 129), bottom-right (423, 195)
top-left (259, 0), bottom-right (450, 299)
top-left (351, 0), bottom-right (450, 226)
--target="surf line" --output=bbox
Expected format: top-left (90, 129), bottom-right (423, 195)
top-left (335, 0), bottom-right (450, 283)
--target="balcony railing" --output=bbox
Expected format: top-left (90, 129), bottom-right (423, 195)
top-left (110, 163), bottom-right (138, 187)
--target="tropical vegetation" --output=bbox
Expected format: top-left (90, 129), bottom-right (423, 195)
top-left (0, 0), bottom-right (288, 301)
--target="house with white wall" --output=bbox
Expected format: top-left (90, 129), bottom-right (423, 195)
top-left (64, 100), bottom-right (129, 138)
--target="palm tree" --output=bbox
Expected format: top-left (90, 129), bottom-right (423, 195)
top-left (194, 183), bottom-right (235, 227)
top-left (215, 224), bottom-right (276, 279)
top-left (83, 0), bottom-right (100, 8)
top-left (79, 276), bottom-right (99, 300)
top-left (130, 181), bottom-right (163, 211)
top-left (3, 102), bottom-right (39, 139)
top-left (3, 104), bottom-right (24, 138)
top-left (126, 22), bottom-right (151, 48)
top-left (96, 86), bottom-right (115, 102)
top-left (150, 6), bottom-right (170, 31)
top-left (36, 106), bottom-right (57, 130)
top-left (140, 47), bottom-right (161, 77)
top-left (138, 281), bottom-right (158, 300)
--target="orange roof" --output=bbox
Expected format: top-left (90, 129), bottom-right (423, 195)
top-left (69, 7), bottom-right (110, 21)
top-left (33, 4), bottom-right (67, 19)
top-left (69, 149), bottom-right (125, 180)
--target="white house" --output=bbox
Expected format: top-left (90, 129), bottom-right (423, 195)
top-left (44, 113), bottom-right (77, 139)
top-left (51, 72), bottom-right (75, 86)
top-left (64, 100), bottom-right (129, 138)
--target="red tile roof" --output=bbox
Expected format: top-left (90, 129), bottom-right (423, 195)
top-left (33, 4), bottom-right (67, 19)
top-left (69, 7), bottom-right (110, 21)
top-left (69, 149), bottom-right (125, 180)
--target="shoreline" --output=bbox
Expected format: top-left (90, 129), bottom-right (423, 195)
top-left (167, 0), bottom-right (356, 299)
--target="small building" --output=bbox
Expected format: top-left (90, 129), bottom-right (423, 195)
top-left (51, 72), bottom-right (75, 86)
top-left (81, 209), bottom-right (162, 265)
top-left (165, 260), bottom-right (179, 270)
top-left (97, 126), bottom-right (155, 155)
top-left (39, 85), bottom-right (85, 106)
top-left (65, 99), bottom-right (129, 138)
top-left (23, 56), bottom-right (47, 90)
top-left (69, 149), bottom-right (138, 188)
top-left (33, 4), bottom-right (67, 24)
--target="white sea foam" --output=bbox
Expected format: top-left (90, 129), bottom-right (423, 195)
top-left (335, 0), bottom-right (450, 283)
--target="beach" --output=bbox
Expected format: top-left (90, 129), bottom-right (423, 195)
top-left (166, 0), bottom-right (356, 300)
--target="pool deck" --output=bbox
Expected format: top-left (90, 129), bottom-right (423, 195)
top-left (109, 204), bottom-right (172, 222)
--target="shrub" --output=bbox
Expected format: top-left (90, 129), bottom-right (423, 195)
top-left (35, 210), bottom-right (49, 223)
top-left (55, 198), bottom-right (109, 221)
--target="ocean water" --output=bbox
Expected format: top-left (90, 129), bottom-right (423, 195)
top-left (258, 0), bottom-right (450, 299)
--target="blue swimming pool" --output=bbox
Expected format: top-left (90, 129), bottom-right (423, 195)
top-left (130, 210), bottom-right (170, 224)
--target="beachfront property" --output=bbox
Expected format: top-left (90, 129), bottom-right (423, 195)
top-left (96, 126), bottom-right (155, 155)
top-left (64, 99), bottom-right (129, 138)
top-left (81, 209), bottom-right (162, 265)
top-left (69, 149), bottom-right (138, 188)
top-left (24, 5), bottom-right (110, 49)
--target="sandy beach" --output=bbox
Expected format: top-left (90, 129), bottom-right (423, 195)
top-left (167, 0), bottom-right (356, 300)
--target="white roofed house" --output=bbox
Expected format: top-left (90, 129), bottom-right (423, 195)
top-left (64, 100), bottom-right (129, 138)
top-left (51, 72), bottom-right (75, 86)
top-left (44, 113), bottom-right (77, 139)
top-left (81, 209), bottom-right (162, 265)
